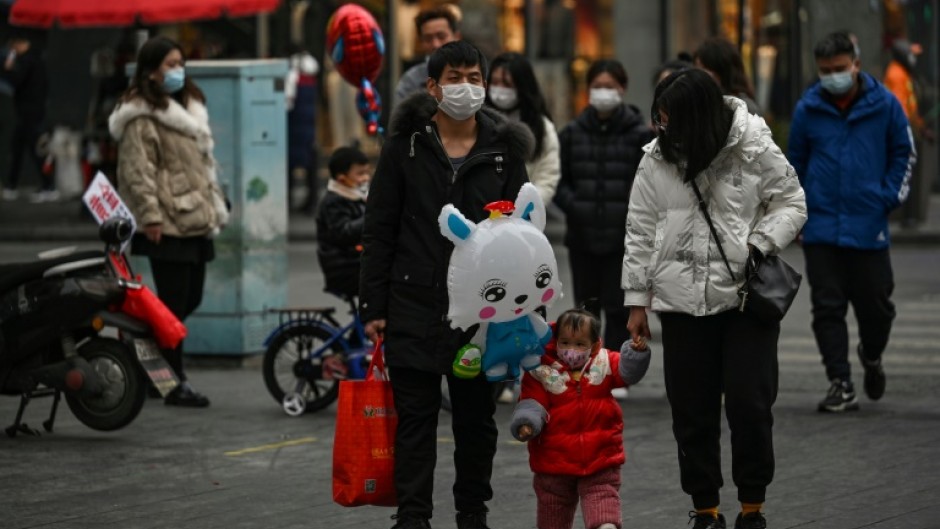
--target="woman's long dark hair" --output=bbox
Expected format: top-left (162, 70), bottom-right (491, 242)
top-left (486, 52), bottom-right (551, 160)
top-left (693, 37), bottom-right (755, 99)
top-left (652, 68), bottom-right (733, 182)
top-left (122, 36), bottom-right (204, 109)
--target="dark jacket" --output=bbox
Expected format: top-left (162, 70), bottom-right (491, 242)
top-left (359, 92), bottom-right (533, 373)
top-left (788, 72), bottom-right (915, 249)
top-left (0, 46), bottom-right (47, 121)
top-left (316, 189), bottom-right (366, 297)
top-left (555, 104), bottom-right (655, 255)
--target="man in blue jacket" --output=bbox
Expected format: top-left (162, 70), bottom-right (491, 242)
top-left (789, 31), bottom-right (915, 413)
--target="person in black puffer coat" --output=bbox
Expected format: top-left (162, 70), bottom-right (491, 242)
top-left (359, 41), bottom-right (532, 529)
top-left (555, 59), bottom-right (654, 351)
top-left (315, 146), bottom-right (370, 299)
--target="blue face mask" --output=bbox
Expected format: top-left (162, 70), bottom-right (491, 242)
top-left (819, 71), bottom-right (854, 95)
top-left (162, 67), bottom-right (185, 94)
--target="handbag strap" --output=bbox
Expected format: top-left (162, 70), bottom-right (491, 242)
top-left (690, 179), bottom-right (736, 281)
top-left (366, 338), bottom-right (388, 381)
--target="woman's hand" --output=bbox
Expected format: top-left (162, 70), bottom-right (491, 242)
top-left (144, 223), bottom-right (163, 244)
top-left (746, 244), bottom-right (764, 277)
top-left (627, 306), bottom-right (652, 343)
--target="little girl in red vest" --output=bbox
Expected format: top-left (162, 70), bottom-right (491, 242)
top-left (510, 308), bottom-right (650, 529)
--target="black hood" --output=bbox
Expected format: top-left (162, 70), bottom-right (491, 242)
top-left (389, 92), bottom-right (535, 162)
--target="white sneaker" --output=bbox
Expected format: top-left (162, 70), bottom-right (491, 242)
top-left (29, 190), bottom-right (60, 203)
top-left (1, 188), bottom-right (17, 201)
top-left (612, 387), bottom-right (629, 400)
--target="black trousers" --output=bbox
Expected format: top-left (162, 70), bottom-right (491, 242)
top-left (803, 244), bottom-right (895, 382)
top-left (7, 119), bottom-right (51, 191)
top-left (148, 258), bottom-right (207, 381)
top-left (568, 251), bottom-right (629, 350)
top-left (0, 95), bottom-right (14, 185)
top-left (389, 366), bottom-right (497, 520)
top-left (660, 310), bottom-right (779, 509)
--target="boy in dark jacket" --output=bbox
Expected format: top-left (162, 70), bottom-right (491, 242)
top-left (359, 40), bottom-right (532, 529)
top-left (315, 146), bottom-right (370, 299)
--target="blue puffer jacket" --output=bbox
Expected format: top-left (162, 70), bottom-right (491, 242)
top-left (788, 72), bottom-right (915, 249)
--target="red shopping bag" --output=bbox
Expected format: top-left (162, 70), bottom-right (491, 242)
top-left (332, 340), bottom-right (398, 507)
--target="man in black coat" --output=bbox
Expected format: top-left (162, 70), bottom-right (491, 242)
top-left (360, 41), bottom-right (532, 529)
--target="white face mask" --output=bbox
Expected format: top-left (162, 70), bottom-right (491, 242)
top-left (589, 88), bottom-right (622, 113)
top-left (488, 86), bottom-right (518, 111)
top-left (438, 83), bottom-right (486, 121)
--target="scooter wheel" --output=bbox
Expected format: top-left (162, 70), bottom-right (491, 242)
top-left (64, 337), bottom-right (146, 431)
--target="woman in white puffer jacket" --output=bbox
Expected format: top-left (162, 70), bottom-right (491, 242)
top-left (485, 52), bottom-right (560, 206)
top-left (622, 69), bottom-right (805, 529)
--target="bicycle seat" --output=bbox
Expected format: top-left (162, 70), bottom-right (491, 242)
top-left (0, 250), bottom-right (106, 295)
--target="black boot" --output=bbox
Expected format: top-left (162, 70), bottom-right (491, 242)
top-left (164, 382), bottom-right (210, 407)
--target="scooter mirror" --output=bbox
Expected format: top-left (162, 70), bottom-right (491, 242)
top-left (99, 217), bottom-right (134, 245)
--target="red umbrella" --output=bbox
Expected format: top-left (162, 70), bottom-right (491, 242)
top-left (10, 0), bottom-right (280, 28)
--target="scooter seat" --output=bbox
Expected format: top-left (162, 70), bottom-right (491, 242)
top-left (0, 250), bottom-right (106, 295)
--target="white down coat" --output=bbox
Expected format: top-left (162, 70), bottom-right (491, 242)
top-left (622, 97), bottom-right (807, 316)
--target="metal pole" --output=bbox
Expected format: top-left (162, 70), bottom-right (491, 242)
top-left (789, 0), bottom-right (803, 114)
top-left (660, 0), bottom-right (669, 63)
top-left (525, 0), bottom-right (536, 60)
top-left (257, 13), bottom-right (270, 58)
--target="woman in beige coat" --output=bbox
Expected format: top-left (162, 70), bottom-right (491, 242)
top-left (109, 36), bottom-right (229, 407)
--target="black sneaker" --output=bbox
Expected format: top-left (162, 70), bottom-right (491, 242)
top-left (817, 379), bottom-right (859, 413)
top-left (164, 382), bottom-right (210, 408)
top-left (734, 512), bottom-right (767, 529)
top-left (390, 514), bottom-right (431, 529)
top-left (857, 344), bottom-right (886, 401)
top-left (689, 512), bottom-right (727, 529)
top-left (456, 511), bottom-right (490, 529)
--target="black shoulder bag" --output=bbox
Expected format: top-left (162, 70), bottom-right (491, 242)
top-left (690, 179), bottom-right (802, 323)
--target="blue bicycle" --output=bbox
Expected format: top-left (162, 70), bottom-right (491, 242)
top-left (262, 296), bottom-right (373, 416)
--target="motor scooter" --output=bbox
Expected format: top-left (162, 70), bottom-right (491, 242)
top-left (0, 218), bottom-right (179, 437)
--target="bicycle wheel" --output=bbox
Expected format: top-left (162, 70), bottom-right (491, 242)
top-left (262, 324), bottom-right (345, 413)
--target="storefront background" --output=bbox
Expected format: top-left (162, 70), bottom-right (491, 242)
top-left (1, 0), bottom-right (936, 192)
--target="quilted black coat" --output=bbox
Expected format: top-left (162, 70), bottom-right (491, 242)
top-left (555, 104), bottom-right (655, 255)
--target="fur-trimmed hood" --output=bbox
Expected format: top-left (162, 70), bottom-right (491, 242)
top-left (109, 95), bottom-right (229, 236)
top-left (109, 97), bottom-right (215, 157)
top-left (390, 92), bottom-right (535, 162)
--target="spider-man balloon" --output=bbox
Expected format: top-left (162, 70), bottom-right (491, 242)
top-left (327, 4), bottom-right (386, 136)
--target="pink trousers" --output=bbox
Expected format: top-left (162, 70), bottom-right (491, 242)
top-left (533, 466), bottom-right (622, 529)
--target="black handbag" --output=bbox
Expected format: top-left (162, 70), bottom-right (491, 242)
top-left (690, 180), bottom-right (802, 322)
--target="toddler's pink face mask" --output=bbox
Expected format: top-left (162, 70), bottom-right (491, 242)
top-left (559, 348), bottom-right (590, 370)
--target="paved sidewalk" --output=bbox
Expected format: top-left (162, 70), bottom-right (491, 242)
top-left (1, 348), bottom-right (938, 529)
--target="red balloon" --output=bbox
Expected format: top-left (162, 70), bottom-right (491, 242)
top-left (326, 4), bottom-right (385, 87)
